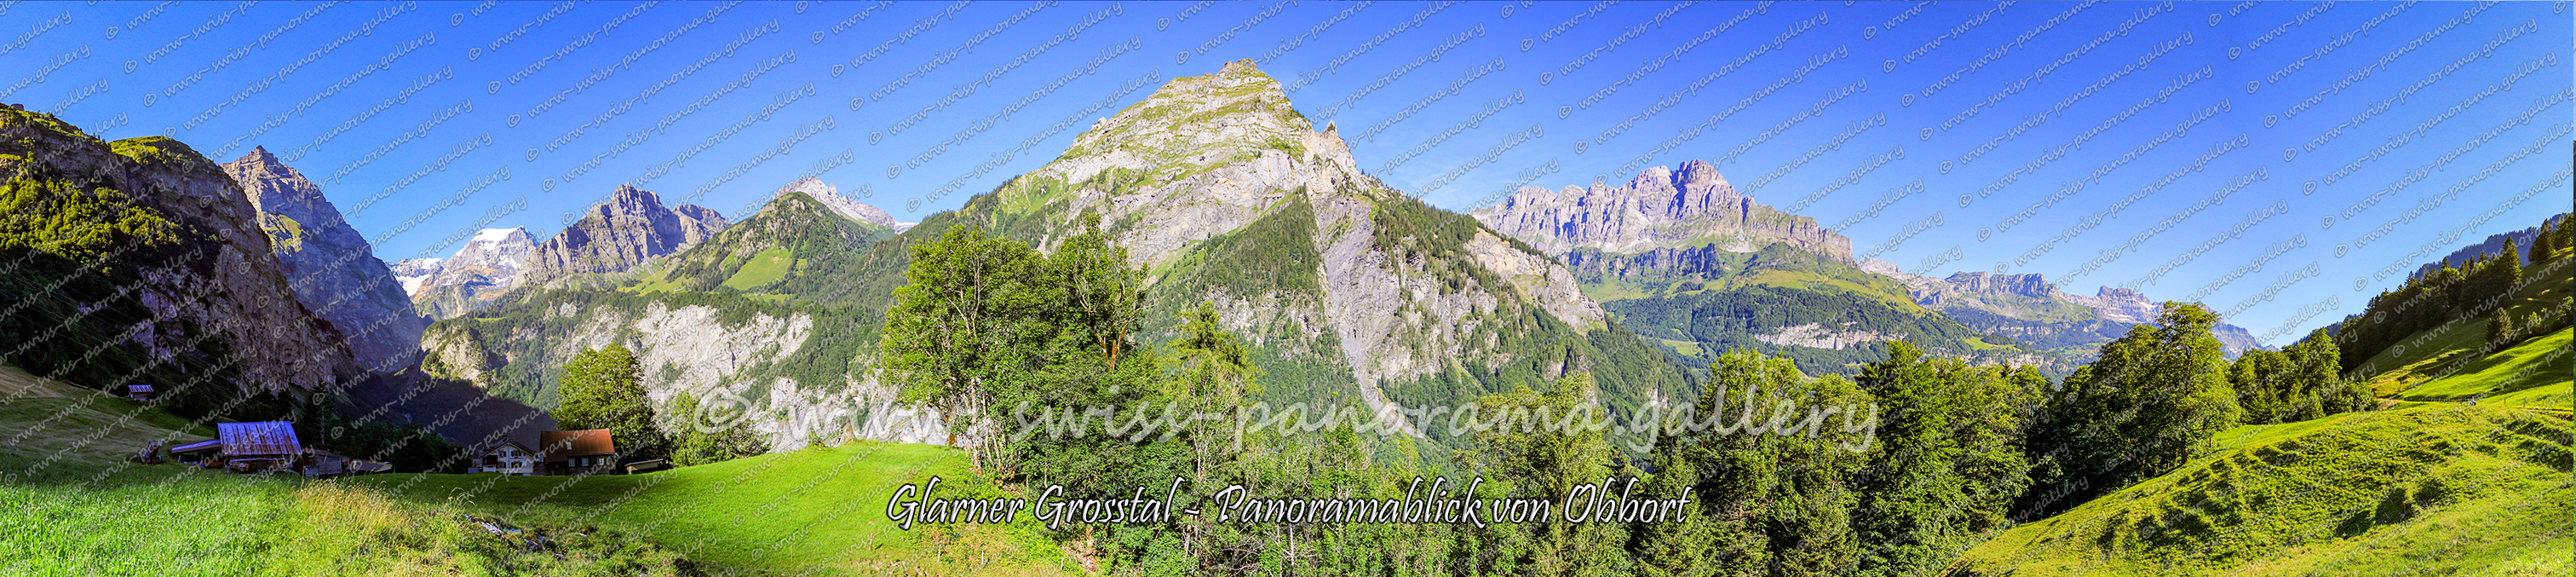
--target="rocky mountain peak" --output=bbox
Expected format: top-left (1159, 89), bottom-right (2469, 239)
top-left (1941, 271), bottom-right (2058, 298)
top-left (517, 185), bottom-right (728, 288)
top-left (0, 107), bottom-right (354, 390)
top-left (1471, 161), bottom-right (1853, 262)
top-left (222, 147), bottom-right (426, 374)
top-left (404, 228), bottom-right (538, 320)
top-left (774, 176), bottom-right (901, 230)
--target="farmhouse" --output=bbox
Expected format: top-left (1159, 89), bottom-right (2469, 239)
top-left (164, 421), bottom-right (392, 476)
top-left (468, 439), bottom-right (538, 475)
top-left (169, 421), bottom-right (304, 473)
top-left (124, 384), bottom-right (153, 402)
top-left (539, 429), bottom-right (618, 476)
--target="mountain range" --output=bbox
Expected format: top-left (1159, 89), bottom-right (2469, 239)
top-left (2, 61), bottom-right (2286, 453)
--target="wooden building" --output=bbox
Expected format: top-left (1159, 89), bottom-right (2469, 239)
top-left (168, 421), bottom-right (303, 473)
top-left (539, 429), bottom-right (618, 476)
top-left (124, 384), bottom-right (153, 402)
top-left (469, 439), bottom-right (538, 475)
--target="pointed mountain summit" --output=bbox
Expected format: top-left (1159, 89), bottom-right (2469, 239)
top-left (656, 188), bottom-right (897, 293)
top-left (402, 228), bottom-right (537, 320)
top-left (0, 107), bottom-right (351, 392)
top-left (775, 177), bottom-right (906, 232)
top-left (896, 59), bottom-right (1661, 430)
top-left (222, 147), bottom-right (428, 373)
top-left (518, 184), bottom-right (727, 288)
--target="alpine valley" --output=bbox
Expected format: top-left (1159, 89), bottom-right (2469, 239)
top-left (2, 57), bottom-right (2566, 577)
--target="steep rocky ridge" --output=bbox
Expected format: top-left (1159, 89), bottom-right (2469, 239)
top-left (1472, 160), bottom-right (1854, 262)
top-left (0, 107), bottom-right (351, 393)
top-left (516, 184), bottom-right (727, 288)
top-left (418, 191), bottom-right (922, 450)
top-left (776, 177), bottom-right (908, 232)
top-left (402, 228), bottom-right (537, 320)
top-left (222, 147), bottom-right (427, 374)
top-left (1884, 264), bottom-right (2271, 357)
top-left (969, 60), bottom-right (1652, 434)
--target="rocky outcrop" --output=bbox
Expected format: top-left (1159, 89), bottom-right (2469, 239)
top-left (1873, 258), bottom-right (2270, 356)
top-left (417, 299), bottom-right (946, 450)
top-left (223, 147), bottom-right (427, 374)
top-left (998, 61), bottom-right (1633, 423)
top-left (1561, 245), bottom-right (1734, 283)
top-left (0, 107), bottom-right (352, 392)
top-left (404, 228), bottom-right (537, 320)
top-left (517, 184), bottom-right (727, 287)
top-left (1473, 160), bottom-right (1855, 263)
top-left (774, 177), bottom-right (902, 231)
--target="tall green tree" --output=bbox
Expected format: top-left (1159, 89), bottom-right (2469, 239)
top-left (2022, 303), bottom-right (2240, 518)
top-left (1847, 342), bottom-right (2041, 577)
top-left (879, 224), bottom-right (1053, 462)
top-left (1633, 349), bottom-right (1872, 577)
top-left (1466, 372), bottom-right (1630, 577)
top-left (667, 392), bottom-right (768, 466)
top-left (554, 343), bottom-right (669, 463)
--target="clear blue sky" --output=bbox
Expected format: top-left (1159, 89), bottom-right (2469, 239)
top-left (7, 1), bottom-right (2569, 346)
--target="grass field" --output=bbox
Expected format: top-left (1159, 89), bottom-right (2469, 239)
top-left (0, 363), bottom-right (1067, 576)
top-left (722, 247), bottom-right (797, 291)
top-left (2395, 327), bottom-right (2573, 409)
top-left (1952, 402), bottom-right (2573, 576)
top-left (351, 443), bottom-right (1077, 576)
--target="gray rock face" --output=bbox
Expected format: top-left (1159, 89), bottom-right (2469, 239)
top-left (417, 300), bottom-right (946, 450)
top-left (1472, 160), bottom-right (1855, 263)
top-left (1009, 60), bottom-right (1619, 423)
top-left (406, 228), bottom-right (537, 320)
top-left (1561, 245), bottom-right (1734, 283)
top-left (0, 109), bottom-right (352, 392)
top-left (1881, 260), bottom-right (2271, 356)
top-left (222, 147), bottom-right (428, 374)
top-left (773, 177), bottom-right (900, 230)
top-left (519, 184), bottom-right (727, 287)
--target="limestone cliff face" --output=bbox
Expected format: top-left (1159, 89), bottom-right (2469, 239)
top-left (0, 107), bottom-right (352, 392)
top-left (1561, 245), bottom-right (1734, 283)
top-left (1872, 258), bottom-right (2270, 356)
top-left (1472, 160), bottom-right (1854, 263)
top-left (417, 300), bottom-right (945, 450)
top-left (998, 60), bottom-right (1622, 421)
top-left (774, 177), bottom-right (904, 231)
top-left (222, 147), bottom-right (427, 374)
top-left (518, 184), bottom-right (727, 287)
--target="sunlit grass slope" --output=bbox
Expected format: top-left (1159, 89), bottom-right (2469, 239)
top-left (0, 365), bottom-right (691, 576)
top-left (1952, 403), bottom-right (2572, 576)
top-left (354, 442), bottom-right (1078, 576)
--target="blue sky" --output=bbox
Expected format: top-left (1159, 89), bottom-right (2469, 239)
top-left (5, 0), bottom-right (2569, 345)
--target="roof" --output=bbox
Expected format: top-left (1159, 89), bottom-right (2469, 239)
top-left (478, 438), bottom-right (532, 455)
top-left (538, 429), bottom-right (615, 460)
top-left (127, 384), bottom-right (154, 393)
top-left (216, 421), bottom-right (302, 456)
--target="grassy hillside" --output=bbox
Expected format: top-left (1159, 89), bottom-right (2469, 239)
top-left (2393, 327), bottom-right (2573, 410)
top-left (352, 443), bottom-right (1074, 576)
top-left (0, 365), bottom-right (696, 576)
top-left (1952, 402), bottom-right (2571, 576)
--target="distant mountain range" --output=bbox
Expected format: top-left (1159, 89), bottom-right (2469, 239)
top-left (1867, 263), bottom-right (2268, 356)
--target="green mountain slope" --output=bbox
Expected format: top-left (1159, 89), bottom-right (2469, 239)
top-left (1952, 402), bottom-right (2570, 576)
top-left (1587, 242), bottom-right (2060, 376)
